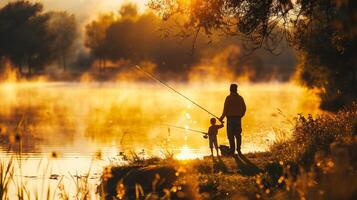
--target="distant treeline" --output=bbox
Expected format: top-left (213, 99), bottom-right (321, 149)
top-left (0, 1), bottom-right (296, 82)
top-left (0, 1), bottom-right (76, 74)
top-left (84, 4), bottom-right (296, 82)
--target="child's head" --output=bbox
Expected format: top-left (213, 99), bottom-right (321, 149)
top-left (210, 118), bottom-right (216, 125)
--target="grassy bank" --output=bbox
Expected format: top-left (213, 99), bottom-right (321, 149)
top-left (102, 104), bottom-right (356, 199)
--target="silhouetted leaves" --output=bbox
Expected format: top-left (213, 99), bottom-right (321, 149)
top-left (149, 0), bottom-right (357, 111)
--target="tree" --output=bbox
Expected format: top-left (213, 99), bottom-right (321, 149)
top-left (149, 0), bottom-right (357, 111)
top-left (291, 1), bottom-right (356, 111)
top-left (0, 1), bottom-right (48, 74)
top-left (84, 13), bottom-right (115, 70)
top-left (0, 1), bottom-right (78, 75)
top-left (46, 12), bottom-right (77, 72)
top-left (83, 3), bottom-right (296, 80)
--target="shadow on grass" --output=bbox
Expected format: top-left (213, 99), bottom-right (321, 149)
top-left (212, 157), bottom-right (229, 173)
top-left (234, 154), bottom-right (262, 176)
top-left (100, 165), bottom-right (177, 199)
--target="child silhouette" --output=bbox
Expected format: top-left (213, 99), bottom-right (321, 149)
top-left (208, 118), bottom-right (224, 157)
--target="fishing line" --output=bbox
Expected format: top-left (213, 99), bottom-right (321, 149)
top-left (163, 124), bottom-right (208, 139)
top-left (162, 124), bottom-right (207, 135)
top-left (135, 65), bottom-right (221, 120)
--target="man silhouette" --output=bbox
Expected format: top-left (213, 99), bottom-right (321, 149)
top-left (219, 84), bottom-right (246, 156)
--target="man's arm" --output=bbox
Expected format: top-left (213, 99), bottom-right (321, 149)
top-left (240, 96), bottom-right (246, 117)
top-left (219, 97), bottom-right (228, 122)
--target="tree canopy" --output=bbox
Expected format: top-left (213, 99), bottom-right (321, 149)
top-left (84, 3), bottom-right (296, 81)
top-left (0, 1), bottom-right (77, 74)
top-left (149, 0), bottom-right (357, 111)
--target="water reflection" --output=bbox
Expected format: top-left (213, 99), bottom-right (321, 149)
top-left (0, 82), bottom-right (321, 155)
top-left (0, 82), bottom-right (321, 198)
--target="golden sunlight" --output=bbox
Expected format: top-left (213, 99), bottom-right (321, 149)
top-left (175, 145), bottom-right (199, 160)
top-left (0, 0), bottom-right (354, 198)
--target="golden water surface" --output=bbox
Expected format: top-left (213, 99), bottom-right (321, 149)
top-left (0, 81), bottom-right (321, 198)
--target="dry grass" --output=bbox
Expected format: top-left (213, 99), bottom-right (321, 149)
top-left (271, 103), bottom-right (356, 168)
top-left (257, 103), bottom-right (357, 199)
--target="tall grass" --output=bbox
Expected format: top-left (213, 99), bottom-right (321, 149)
top-left (257, 103), bottom-right (357, 199)
top-left (271, 103), bottom-right (356, 168)
top-left (0, 159), bottom-right (14, 199)
top-left (0, 155), bottom-right (102, 200)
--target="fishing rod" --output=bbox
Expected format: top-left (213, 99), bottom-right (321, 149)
top-left (164, 124), bottom-right (207, 135)
top-left (164, 124), bottom-right (209, 139)
top-left (135, 65), bottom-right (222, 121)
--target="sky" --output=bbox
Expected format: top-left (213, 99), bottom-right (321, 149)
top-left (0, 0), bottom-right (148, 24)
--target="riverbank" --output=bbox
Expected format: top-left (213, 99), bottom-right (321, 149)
top-left (100, 104), bottom-right (357, 199)
top-left (99, 152), bottom-right (273, 199)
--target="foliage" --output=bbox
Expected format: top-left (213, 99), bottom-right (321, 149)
top-left (85, 3), bottom-right (201, 73)
top-left (84, 13), bottom-right (116, 69)
top-left (84, 3), bottom-right (297, 81)
top-left (149, 0), bottom-right (357, 111)
top-left (0, 1), bottom-right (77, 75)
top-left (253, 105), bottom-right (357, 199)
top-left (46, 11), bottom-right (77, 71)
top-left (271, 104), bottom-right (356, 168)
top-left (293, 1), bottom-right (357, 111)
top-left (0, 159), bottom-right (14, 200)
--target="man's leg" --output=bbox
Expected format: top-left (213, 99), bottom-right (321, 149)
top-left (235, 119), bottom-right (242, 155)
top-left (236, 133), bottom-right (242, 155)
top-left (227, 118), bottom-right (236, 154)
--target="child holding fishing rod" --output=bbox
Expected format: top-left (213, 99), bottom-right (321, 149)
top-left (207, 118), bottom-right (224, 157)
top-left (166, 118), bottom-right (224, 158)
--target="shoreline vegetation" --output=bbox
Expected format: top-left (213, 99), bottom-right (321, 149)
top-left (1, 104), bottom-right (356, 199)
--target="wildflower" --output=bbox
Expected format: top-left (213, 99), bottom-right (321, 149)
top-left (152, 173), bottom-right (160, 192)
top-left (255, 176), bottom-right (262, 185)
top-left (103, 167), bottom-right (112, 181)
top-left (278, 176), bottom-right (285, 184)
top-left (171, 186), bottom-right (177, 193)
top-left (326, 160), bottom-right (334, 168)
top-left (116, 181), bottom-right (126, 199)
top-left (135, 184), bottom-right (144, 199)
top-left (162, 188), bottom-right (171, 199)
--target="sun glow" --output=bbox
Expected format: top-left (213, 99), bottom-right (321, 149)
top-left (175, 145), bottom-right (199, 160)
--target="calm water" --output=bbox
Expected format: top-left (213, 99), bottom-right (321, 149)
top-left (0, 81), bottom-right (321, 198)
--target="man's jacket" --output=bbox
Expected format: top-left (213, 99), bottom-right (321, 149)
top-left (222, 93), bottom-right (246, 118)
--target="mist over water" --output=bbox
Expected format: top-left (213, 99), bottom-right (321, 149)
top-left (0, 81), bottom-right (321, 198)
top-left (0, 81), bottom-right (321, 156)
